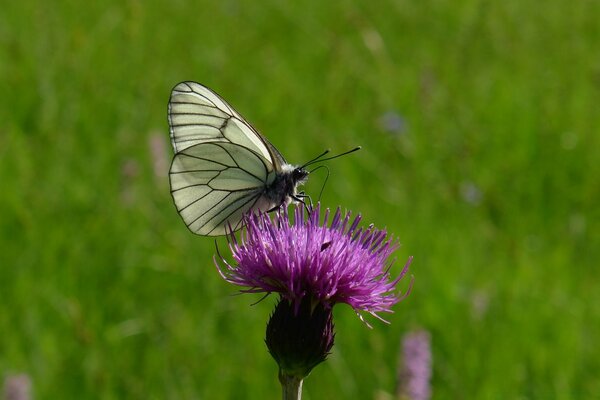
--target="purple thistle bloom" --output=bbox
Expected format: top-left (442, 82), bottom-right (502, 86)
top-left (216, 204), bottom-right (412, 324)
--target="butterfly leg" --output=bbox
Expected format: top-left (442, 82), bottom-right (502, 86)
top-left (293, 192), bottom-right (314, 214)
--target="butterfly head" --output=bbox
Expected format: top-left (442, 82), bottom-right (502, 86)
top-left (292, 167), bottom-right (309, 185)
top-left (262, 164), bottom-right (308, 210)
top-left (278, 164), bottom-right (308, 191)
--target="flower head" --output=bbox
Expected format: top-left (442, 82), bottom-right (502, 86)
top-left (216, 204), bottom-right (412, 323)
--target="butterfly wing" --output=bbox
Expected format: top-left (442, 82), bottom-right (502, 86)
top-left (168, 81), bottom-right (286, 171)
top-left (167, 81), bottom-right (297, 235)
top-left (169, 141), bottom-right (277, 236)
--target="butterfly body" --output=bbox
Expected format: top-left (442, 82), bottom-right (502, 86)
top-left (168, 81), bottom-right (307, 236)
top-left (264, 164), bottom-right (309, 208)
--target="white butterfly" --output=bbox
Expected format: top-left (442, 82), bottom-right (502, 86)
top-left (168, 82), bottom-right (311, 236)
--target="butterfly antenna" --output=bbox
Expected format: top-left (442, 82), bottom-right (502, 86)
top-left (303, 146), bottom-right (361, 167)
top-left (300, 149), bottom-right (331, 169)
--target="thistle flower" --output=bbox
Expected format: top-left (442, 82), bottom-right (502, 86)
top-left (216, 204), bottom-right (412, 323)
top-left (215, 204), bottom-right (412, 399)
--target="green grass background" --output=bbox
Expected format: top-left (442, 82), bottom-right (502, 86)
top-left (1, 1), bottom-right (599, 398)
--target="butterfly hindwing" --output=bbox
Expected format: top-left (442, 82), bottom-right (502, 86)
top-left (169, 141), bottom-right (275, 236)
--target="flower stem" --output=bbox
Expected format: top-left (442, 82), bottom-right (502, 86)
top-left (279, 370), bottom-right (303, 400)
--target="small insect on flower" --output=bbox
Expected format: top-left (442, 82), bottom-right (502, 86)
top-left (216, 204), bottom-right (413, 325)
top-left (167, 82), bottom-right (359, 236)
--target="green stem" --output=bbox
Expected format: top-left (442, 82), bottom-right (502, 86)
top-left (279, 370), bottom-right (303, 400)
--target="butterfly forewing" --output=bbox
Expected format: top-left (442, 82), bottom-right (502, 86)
top-left (169, 82), bottom-right (274, 163)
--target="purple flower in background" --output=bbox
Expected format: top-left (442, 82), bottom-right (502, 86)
top-left (378, 110), bottom-right (407, 135)
top-left (398, 330), bottom-right (432, 400)
top-left (3, 374), bottom-right (32, 400)
top-left (216, 204), bottom-right (412, 324)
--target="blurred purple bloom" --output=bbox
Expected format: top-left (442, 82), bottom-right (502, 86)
top-left (216, 204), bottom-right (412, 323)
top-left (3, 374), bottom-right (32, 400)
top-left (378, 111), bottom-right (407, 135)
top-left (459, 181), bottom-right (482, 206)
top-left (398, 330), bottom-right (432, 400)
top-left (148, 132), bottom-right (168, 181)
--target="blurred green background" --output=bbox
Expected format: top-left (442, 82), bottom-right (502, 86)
top-left (1, 0), bottom-right (599, 399)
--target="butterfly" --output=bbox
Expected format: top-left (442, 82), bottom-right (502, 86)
top-left (168, 81), bottom-right (315, 236)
